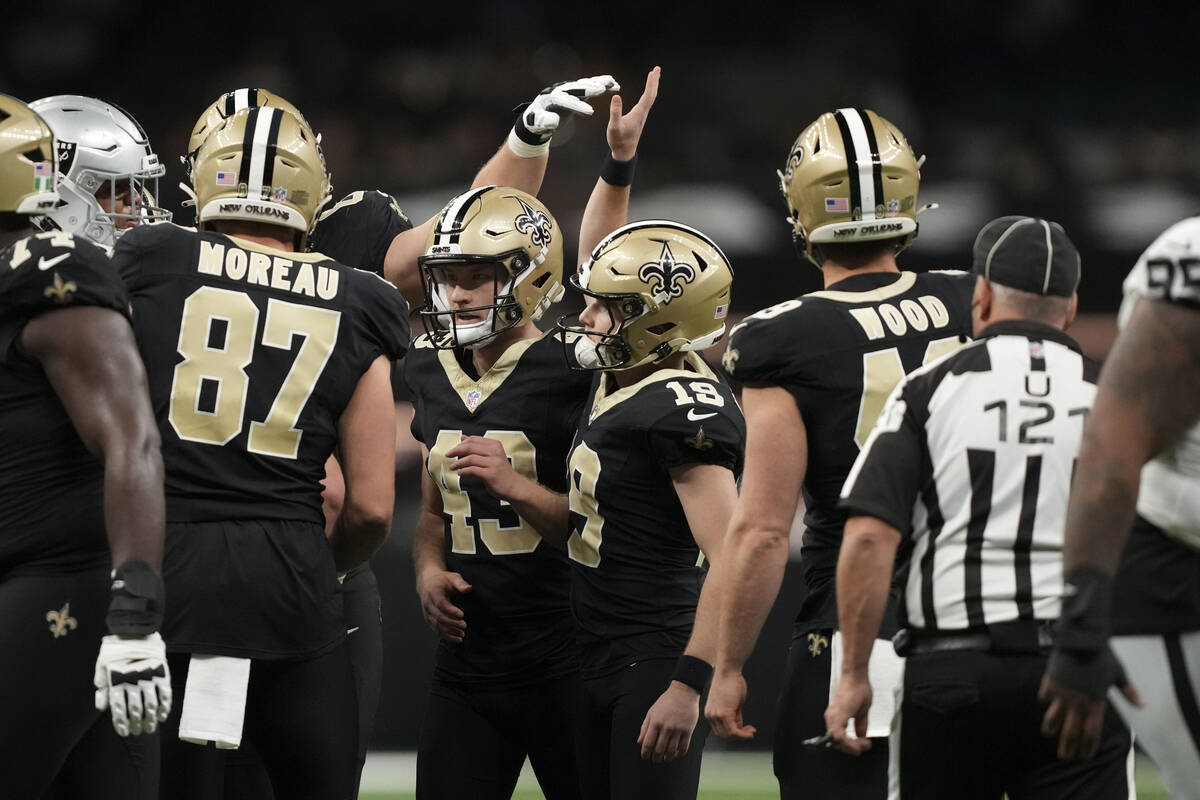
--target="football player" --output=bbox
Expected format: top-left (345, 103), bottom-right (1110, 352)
top-left (407, 68), bottom-right (660, 800)
top-left (29, 94), bottom-right (171, 245)
top-left (1040, 217), bottom-right (1200, 797)
top-left (558, 219), bottom-right (744, 800)
top-left (704, 109), bottom-right (974, 799)
top-left (185, 91), bottom-right (414, 799)
top-left (113, 107), bottom-right (409, 799)
top-left (0, 94), bottom-right (169, 797)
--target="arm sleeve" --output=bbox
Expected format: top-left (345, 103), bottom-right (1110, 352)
top-left (310, 190), bottom-right (413, 276)
top-left (642, 383), bottom-right (746, 474)
top-left (0, 234), bottom-right (128, 363)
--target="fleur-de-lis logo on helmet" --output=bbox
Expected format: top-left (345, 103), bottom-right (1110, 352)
top-left (513, 196), bottom-right (553, 249)
top-left (637, 241), bottom-right (695, 305)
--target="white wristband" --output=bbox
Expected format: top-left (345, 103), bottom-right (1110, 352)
top-left (506, 128), bottom-right (550, 159)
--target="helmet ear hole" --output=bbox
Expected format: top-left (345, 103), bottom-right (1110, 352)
top-left (530, 271), bottom-right (550, 288)
top-left (646, 322), bottom-right (675, 335)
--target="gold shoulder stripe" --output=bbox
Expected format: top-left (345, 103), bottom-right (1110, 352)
top-left (805, 271), bottom-right (916, 303)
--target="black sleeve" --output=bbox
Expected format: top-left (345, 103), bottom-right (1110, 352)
top-left (310, 190), bottom-right (413, 276)
top-left (838, 379), bottom-right (926, 536)
top-left (721, 299), bottom-right (807, 385)
top-left (350, 270), bottom-right (411, 367)
top-left (0, 232), bottom-right (128, 363)
top-left (642, 381), bottom-right (746, 474)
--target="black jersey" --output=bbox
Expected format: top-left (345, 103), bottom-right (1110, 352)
top-left (724, 269), bottom-right (973, 628)
top-left (567, 354), bottom-right (745, 678)
top-left (113, 222), bottom-right (409, 524)
top-left (405, 331), bottom-right (591, 686)
top-left (309, 190), bottom-right (412, 277)
top-left (0, 231), bottom-right (128, 576)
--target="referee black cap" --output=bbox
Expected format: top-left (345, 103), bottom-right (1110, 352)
top-left (971, 216), bottom-right (1081, 297)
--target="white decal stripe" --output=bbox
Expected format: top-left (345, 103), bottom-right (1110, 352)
top-left (837, 108), bottom-right (877, 220)
top-left (246, 108), bottom-right (275, 198)
top-left (234, 88), bottom-right (250, 111)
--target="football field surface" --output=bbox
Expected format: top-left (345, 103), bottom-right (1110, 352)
top-left (358, 749), bottom-right (1170, 799)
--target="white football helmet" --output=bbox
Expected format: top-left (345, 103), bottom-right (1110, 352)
top-left (29, 95), bottom-right (170, 246)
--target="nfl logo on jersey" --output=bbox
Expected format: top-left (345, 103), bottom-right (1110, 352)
top-left (465, 390), bottom-right (482, 411)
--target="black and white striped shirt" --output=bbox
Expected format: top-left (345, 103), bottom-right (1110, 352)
top-left (840, 320), bottom-right (1099, 632)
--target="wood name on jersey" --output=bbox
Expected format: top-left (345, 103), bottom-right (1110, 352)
top-left (848, 294), bottom-right (954, 340)
top-left (197, 240), bottom-right (339, 300)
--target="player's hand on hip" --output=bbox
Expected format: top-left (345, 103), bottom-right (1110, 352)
top-left (606, 66), bottom-right (661, 162)
top-left (1039, 645), bottom-right (1141, 760)
top-left (416, 569), bottom-right (471, 644)
top-left (93, 632), bottom-right (172, 736)
top-left (824, 671), bottom-right (873, 755)
top-left (448, 435), bottom-right (521, 500)
top-left (704, 669), bottom-right (755, 740)
top-left (638, 680), bottom-right (700, 763)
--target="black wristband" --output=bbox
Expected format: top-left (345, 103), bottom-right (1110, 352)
top-left (1057, 565), bottom-right (1113, 653)
top-left (106, 560), bottom-right (165, 637)
top-left (600, 152), bottom-right (638, 187)
top-left (671, 654), bottom-right (713, 694)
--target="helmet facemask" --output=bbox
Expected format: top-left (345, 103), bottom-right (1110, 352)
top-left (27, 95), bottom-right (171, 246)
top-left (556, 272), bottom-right (646, 371)
top-left (418, 256), bottom-right (529, 350)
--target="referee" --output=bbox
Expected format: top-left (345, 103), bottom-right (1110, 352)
top-left (824, 216), bottom-right (1135, 797)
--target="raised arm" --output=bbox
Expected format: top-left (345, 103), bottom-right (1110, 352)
top-left (385, 76), bottom-right (619, 304)
top-left (329, 355), bottom-right (396, 572)
top-left (578, 67), bottom-right (661, 262)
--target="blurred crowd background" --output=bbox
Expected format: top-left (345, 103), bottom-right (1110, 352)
top-left (5, 0), bottom-right (1195, 749)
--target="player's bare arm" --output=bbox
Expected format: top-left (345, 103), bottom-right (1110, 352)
top-left (447, 435), bottom-right (570, 546)
top-left (1041, 294), bottom-right (1199, 759)
top-left (414, 445), bottom-right (471, 643)
top-left (329, 355), bottom-right (395, 572)
top-left (823, 515), bottom-right (901, 756)
top-left (23, 303), bottom-right (171, 736)
top-left (577, 67), bottom-right (661, 261)
top-left (385, 76), bottom-right (620, 304)
top-left (639, 460), bottom-right (736, 764)
top-left (706, 384), bottom-right (808, 740)
top-left (23, 305), bottom-right (164, 572)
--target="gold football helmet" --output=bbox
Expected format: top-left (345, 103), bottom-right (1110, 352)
top-left (417, 185), bottom-right (565, 349)
top-left (558, 220), bottom-right (733, 370)
top-left (780, 107), bottom-right (930, 265)
top-left (183, 88), bottom-right (316, 181)
top-left (192, 107), bottom-right (331, 240)
top-left (0, 94), bottom-right (59, 215)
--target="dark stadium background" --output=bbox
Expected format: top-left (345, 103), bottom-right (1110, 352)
top-left (6, 0), bottom-right (1197, 751)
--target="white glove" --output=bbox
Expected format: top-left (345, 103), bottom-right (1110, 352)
top-left (93, 632), bottom-right (172, 736)
top-left (508, 75), bottom-right (620, 157)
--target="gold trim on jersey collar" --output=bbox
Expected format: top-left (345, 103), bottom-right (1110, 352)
top-left (224, 233), bottom-right (334, 263)
top-left (805, 271), bottom-right (916, 303)
top-left (588, 352), bottom-right (717, 424)
top-left (434, 333), bottom-right (546, 414)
